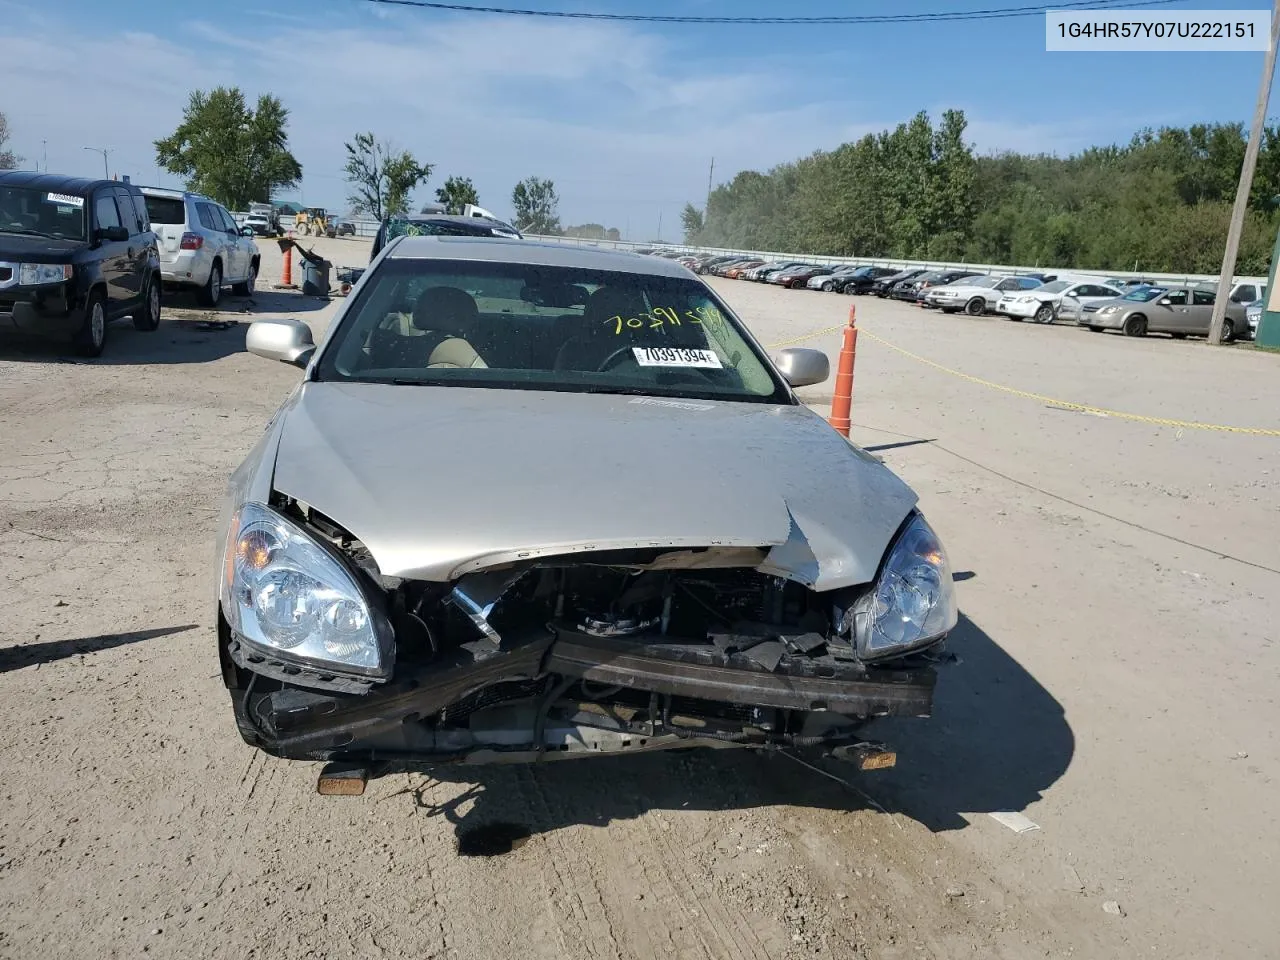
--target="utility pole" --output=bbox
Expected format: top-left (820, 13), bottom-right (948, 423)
top-left (41, 139), bottom-right (47, 173)
top-left (82, 145), bottom-right (110, 179)
top-left (1209, 0), bottom-right (1280, 345)
top-left (705, 157), bottom-right (715, 228)
top-left (657, 209), bottom-right (663, 242)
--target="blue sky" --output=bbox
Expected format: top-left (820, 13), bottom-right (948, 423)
top-left (3, 0), bottom-right (1275, 238)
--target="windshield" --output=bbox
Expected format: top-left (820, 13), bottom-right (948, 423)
top-left (1038, 280), bottom-right (1071, 293)
top-left (0, 186), bottom-right (88, 241)
top-left (385, 217), bottom-right (519, 241)
top-left (960, 276), bottom-right (1002, 289)
top-left (316, 258), bottom-right (789, 404)
top-left (1123, 286), bottom-right (1167, 302)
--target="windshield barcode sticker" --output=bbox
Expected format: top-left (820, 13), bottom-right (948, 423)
top-left (46, 193), bottom-right (84, 208)
top-left (632, 347), bottom-right (722, 369)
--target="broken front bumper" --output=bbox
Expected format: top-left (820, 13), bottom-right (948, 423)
top-left (223, 620), bottom-right (938, 764)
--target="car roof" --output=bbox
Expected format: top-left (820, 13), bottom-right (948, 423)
top-left (387, 235), bottom-right (695, 277)
top-left (0, 170), bottom-right (117, 194)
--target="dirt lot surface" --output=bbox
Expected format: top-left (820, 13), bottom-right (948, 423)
top-left (2, 237), bottom-right (1277, 959)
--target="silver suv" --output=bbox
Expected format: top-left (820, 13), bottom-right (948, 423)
top-left (140, 188), bottom-right (260, 306)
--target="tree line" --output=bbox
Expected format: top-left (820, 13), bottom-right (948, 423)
top-left (683, 109), bottom-right (1280, 275)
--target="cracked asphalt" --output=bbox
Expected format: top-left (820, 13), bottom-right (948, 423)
top-left (1, 236), bottom-right (1277, 959)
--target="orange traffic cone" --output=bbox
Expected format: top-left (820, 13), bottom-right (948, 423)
top-left (281, 248), bottom-right (293, 286)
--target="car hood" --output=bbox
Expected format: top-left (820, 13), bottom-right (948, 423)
top-left (268, 383), bottom-right (917, 590)
top-left (0, 233), bottom-right (85, 262)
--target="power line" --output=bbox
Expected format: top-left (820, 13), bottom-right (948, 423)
top-left (361, 0), bottom-right (1187, 25)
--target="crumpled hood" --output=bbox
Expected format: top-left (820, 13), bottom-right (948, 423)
top-left (269, 383), bottom-right (917, 590)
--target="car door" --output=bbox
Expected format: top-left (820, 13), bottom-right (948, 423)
top-left (112, 186), bottom-right (147, 305)
top-left (195, 202), bottom-right (230, 284)
top-left (91, 190), bottom-right (130, 313)
top-left (1150, 288), bottom-right (1191, 333)
top-left (1188, 289), bottom-right (1218, 334)
top-left (214, 205), bottom-right (246, 281)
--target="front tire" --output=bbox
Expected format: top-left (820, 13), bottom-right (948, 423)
top-left (1220, 319), bottom-right (1236, 342)
top-left (74, 291), bottom-right (107, 357)
top-left (133, 275), bottom-right (161, 332)
top-left (965, 297), bottom-right (986, 316)
top-left (821, 281), bottom-right (834, 292)
top-left (197, 261), bottom-right (223, 307)
top-left (1123, 314), bottom-right (1147, 337)
top-left (1034, 303), bottom-right (1055, 324)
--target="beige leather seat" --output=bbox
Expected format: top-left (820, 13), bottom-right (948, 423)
top-left (554, 286), bottom-right (650, 371)
top-left (412, 286), bottom-right (487, 369)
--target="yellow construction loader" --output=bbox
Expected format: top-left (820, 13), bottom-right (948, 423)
top-left (294, 207), bottom-right (329, 237)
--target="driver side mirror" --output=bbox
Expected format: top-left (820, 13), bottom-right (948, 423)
top-left (1158, 298), bottom-right (1172, 305)
top-left (773, 347), bottom-right (829, 387)
top-left (97, 225), bottom-right (129, 243)
top-left (240, 226), bottom-right (255, 237)
top-left (246, 318), bottom-right (315, 368)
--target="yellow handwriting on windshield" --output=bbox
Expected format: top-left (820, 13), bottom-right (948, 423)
top-left (605, 304), bottom-right (728, 335)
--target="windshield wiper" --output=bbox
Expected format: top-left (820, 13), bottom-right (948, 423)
top-left (0, 227), bottom-right (65, 240)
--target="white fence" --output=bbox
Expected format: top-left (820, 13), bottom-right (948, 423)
top-left (518, 232), bottom-right (1268, 289)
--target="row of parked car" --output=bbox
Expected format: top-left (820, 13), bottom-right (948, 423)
top-left (642, 249), bottom-right (1265, 343)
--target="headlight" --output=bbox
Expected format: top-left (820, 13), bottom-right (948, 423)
top-left (220, 502), bottom-right (393, 679)
top-left (851, 514), bottom-right (957, 661)
top-left (19, 263), bottom-right (73, 285)
top-left (1016, 296), bottom-right (1037, 303)
top-left (1099, 305), bottom-right (1119, 314)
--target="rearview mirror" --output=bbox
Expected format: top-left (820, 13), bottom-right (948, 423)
top-left (246, 318), bottom-right (315, 368)
top-left (774, 347), bottom-right (829, 387)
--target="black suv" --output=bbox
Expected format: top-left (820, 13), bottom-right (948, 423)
top-left (837, 265), bottom-right (901, 295)
top-left (0, 171), bottom-right (162, 356)
top-left (369, 214), bottom-right (522, 262)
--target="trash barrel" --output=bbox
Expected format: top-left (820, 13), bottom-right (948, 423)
top-left (301, 258), bottom-right (331, 297)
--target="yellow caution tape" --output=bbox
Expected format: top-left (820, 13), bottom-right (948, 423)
top-left (765, 323), bottom-right (1280, 437)
top-left (764, 324), bottom-right (846, 350)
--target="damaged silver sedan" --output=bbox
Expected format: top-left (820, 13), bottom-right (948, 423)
top-left (215, 236), bottom-right (957, 772)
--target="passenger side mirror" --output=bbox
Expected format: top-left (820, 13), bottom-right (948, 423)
top-left (98, 225), bottom-right (129, 243)
top-left (773, 347), bottom-right (829, 387)
top-left (246, 318), bottom-right (315, 368)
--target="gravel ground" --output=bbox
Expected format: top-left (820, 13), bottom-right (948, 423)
top-left (1, 236), bottom-right (1277, 959)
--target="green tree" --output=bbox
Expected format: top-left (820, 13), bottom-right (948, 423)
top-left (154, 88), bottom-right (301, 209)
top-left (435, 175), bottom-right (479, 215)
top-left (343, 132), bottom-right (432, 220)
top-left (680, 203), bottom-right (704, 241)
top-left (683, 110), bottom-right (1280, 275)
top-left (0, 112), bottom-right (19, 170)
top-left (511, 177), bottom-right (560, 234)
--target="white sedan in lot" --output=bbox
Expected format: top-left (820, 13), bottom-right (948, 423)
top-left (996, 278), bottom-right (1124, 324)
top-left (925, 275), bottom-right (1043, 315)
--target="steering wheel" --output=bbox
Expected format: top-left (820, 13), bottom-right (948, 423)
top-left (596, 345), bottom-right (637, 372)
